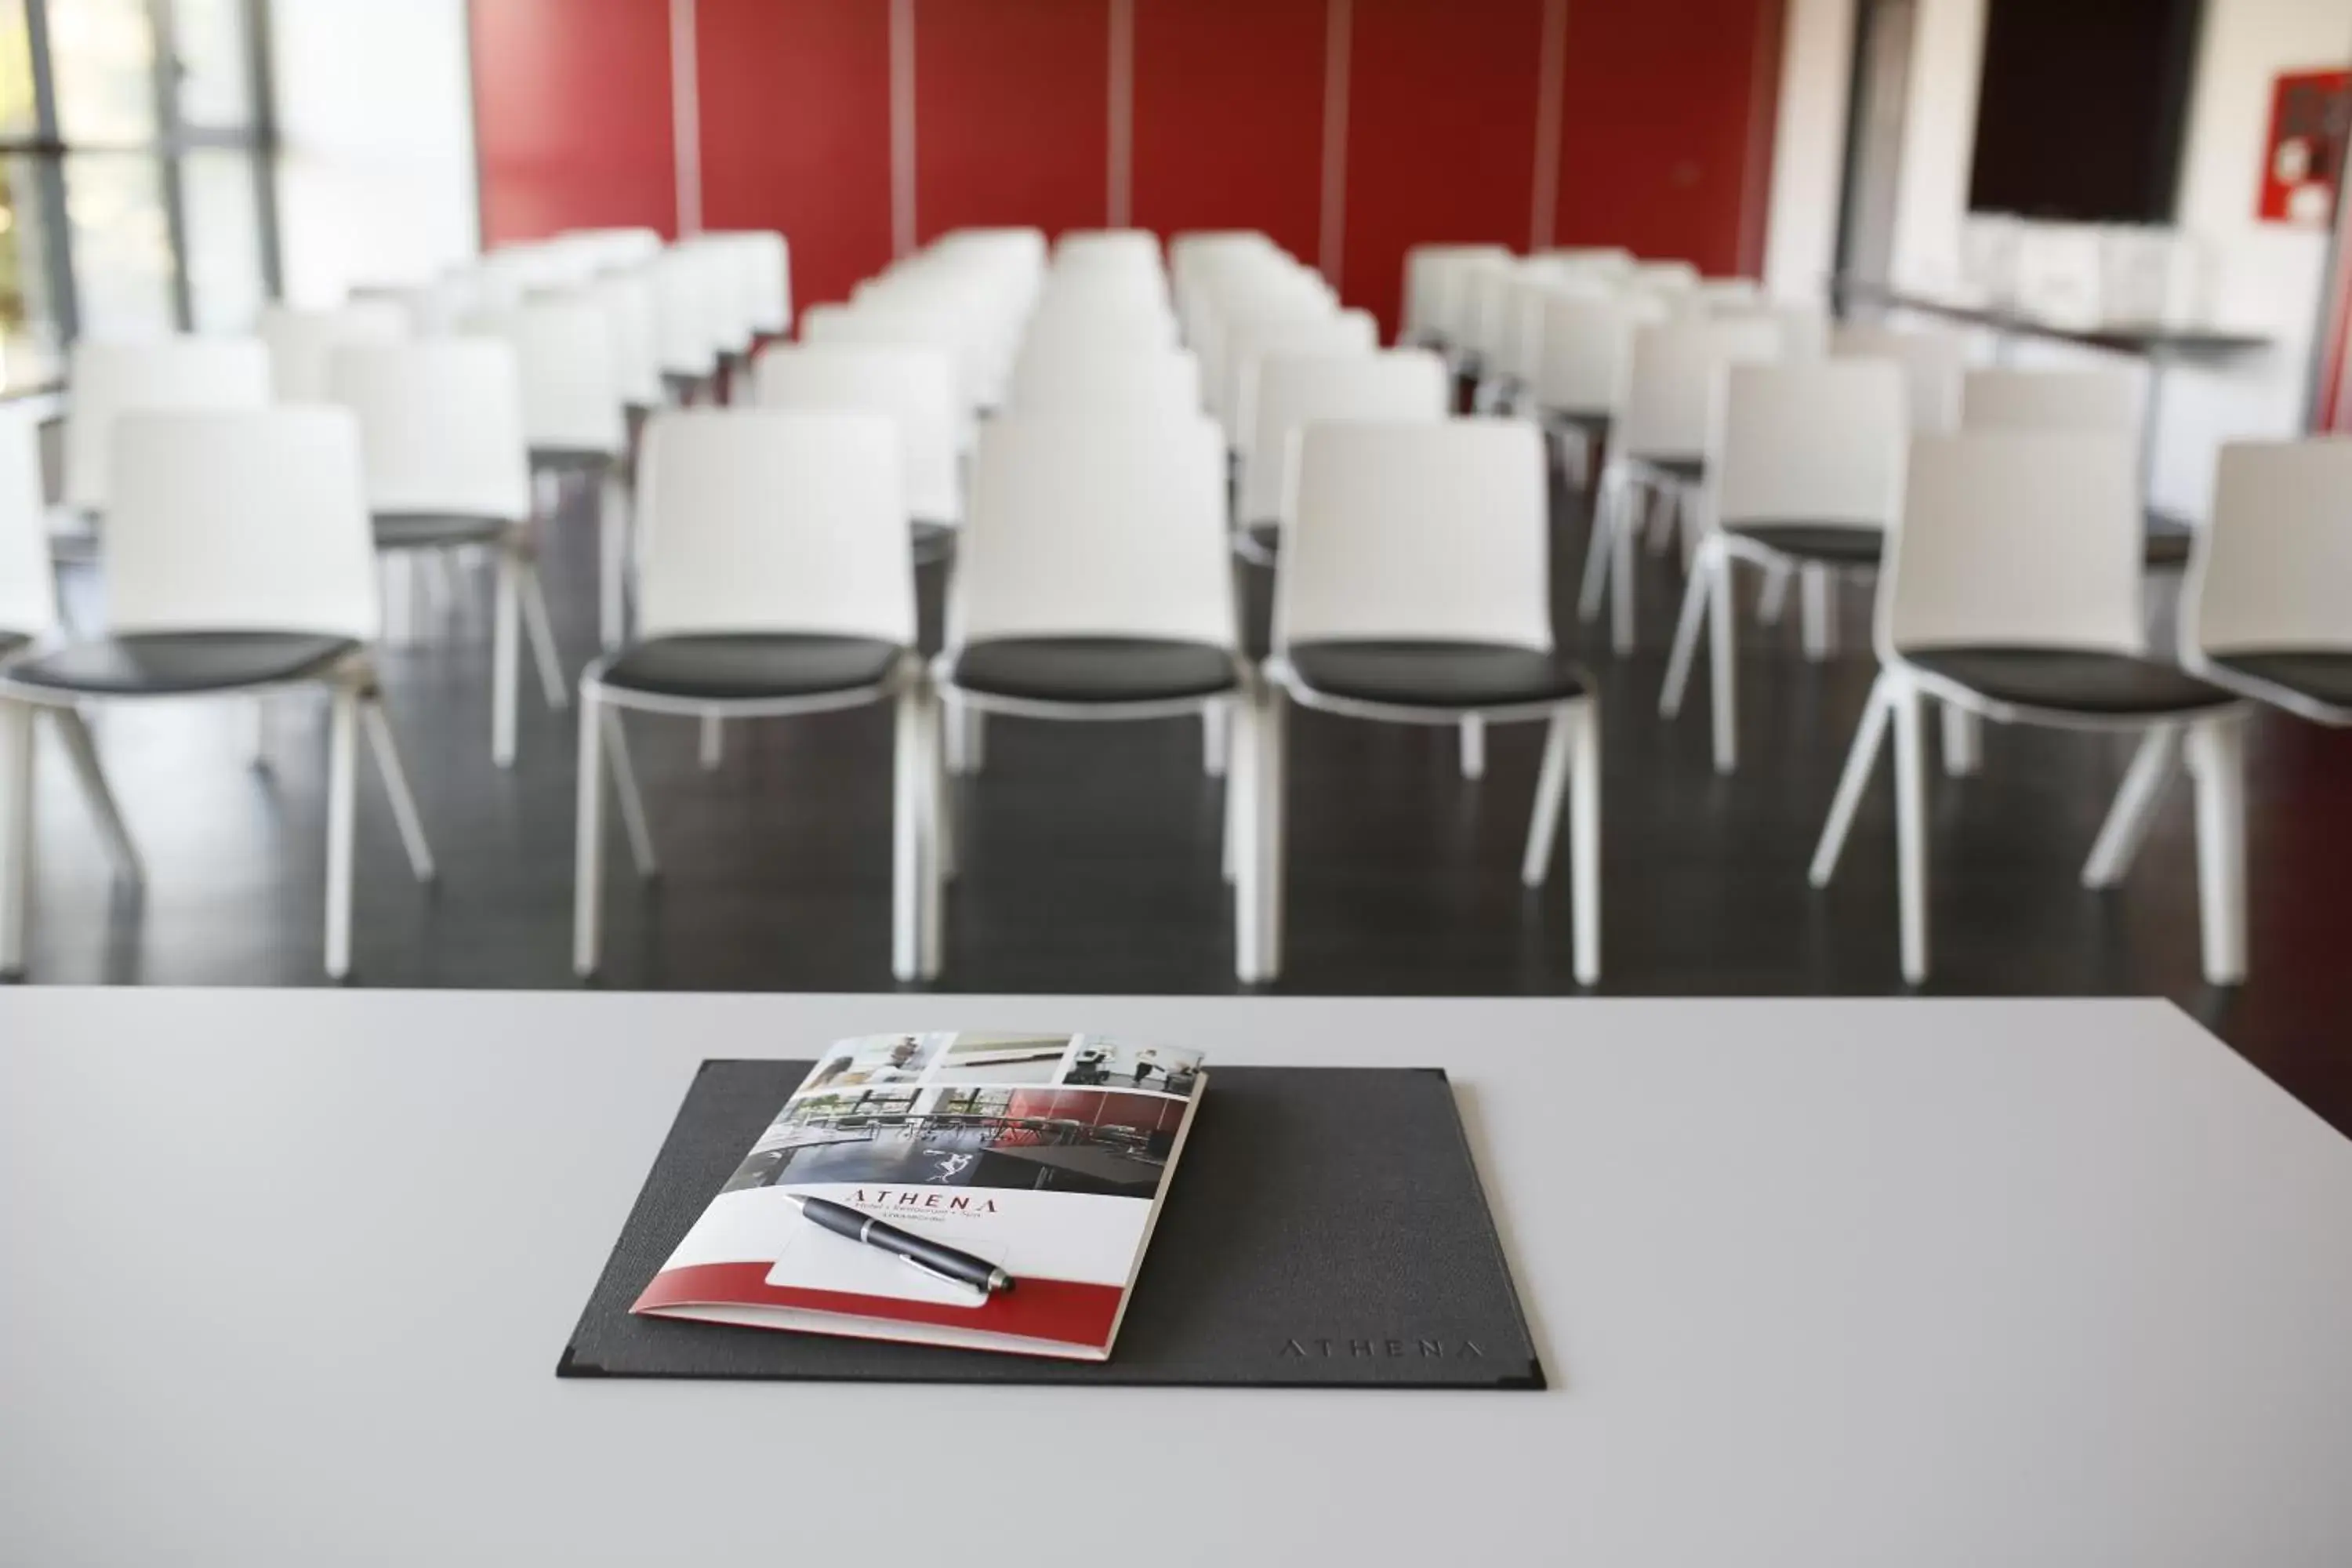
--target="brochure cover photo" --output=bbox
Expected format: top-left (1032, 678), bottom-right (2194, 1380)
top-left (633, 1033), bottom-right (1207, 1359)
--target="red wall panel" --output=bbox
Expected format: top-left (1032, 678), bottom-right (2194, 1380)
top-left (470, 0), bottom-right (677, 245)
top-left (1552, 0), bottom-right (1784, 277)
top-left (1129, 0), bottom-right (1327, 261)
top-left (1340, 0), bottom-right (1548, 339)
top-left (913, 0), bottom-right (1110, 243)
top-left (696, 0), bottom-right (895, 308)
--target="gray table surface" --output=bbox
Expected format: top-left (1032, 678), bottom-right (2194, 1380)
top-left (5, 990), bottom-right (2350, 1567)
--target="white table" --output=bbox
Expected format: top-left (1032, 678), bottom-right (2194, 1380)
top-left (5, 991), bottom-right (2350, 1566)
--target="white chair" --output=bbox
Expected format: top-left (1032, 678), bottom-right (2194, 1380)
top-left (709, 230), bottom-right (791, 341)
top-left (1221, 310), bottom-right (1378, 449)
top-left (651, 245), bottom-right (724, 404)
top-left (1832, 324), bottom-right (1968, 434)
top-left (0, 409), bottom-right (434, 979)
top-left (1400, 245), bottom-right (1510, 350)
top-left (574, 410), bottom-right (931, 981)
top-left (1658, 361), bottom-right (1910, 771)
top-left (0, 416), bottom-right (142, 908)
top-left (1631, 260), bottom-right (1700, 294)
top-left (331, 340), bottom-right (568, 768)
top-left (1579, 317), bottom-right (1784, 652)
top-left (753, 343), bottom-right (964, 557)
top-left (1528, 289), bottom-right (1672, 488)
top-left (1258, 419), bottom-right (1599, 984)
top-left (1807, 433), bottom-right (2247, 985)
top-left (1236, 349), bottom-right (1451, 562)
top-left (1962, 365), bottom-right (2142, 434)
top-left (933, 416), bottom-right (1250, 977)
top-left (1005, 349), bottom-right (1200, 420)
top-left (60, 338), bottom-right (273, 525)
top-left (2180, 438), bottom-right (2352, 727)
top-left (467, 299), bottom-right (633, 650)
top-left (572, 269), bottom-right (664, 412)
top-left (257, 302), bottom-right (408, 405)
top-left (800, 302), bottom-right (985, 432)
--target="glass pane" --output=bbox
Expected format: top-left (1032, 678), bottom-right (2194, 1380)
top-left (0, 0), bottom-right (38, 139)
top-left (65, 153), bottom-right (173, 337)
top-left (49, 0), bottom-right (158, 145)
top-left (181, 149), bottom-right (263, 332)
top-left (169, 0), bottom-right (252, 129)
top-left (0, 154), bottom-right (63, 387)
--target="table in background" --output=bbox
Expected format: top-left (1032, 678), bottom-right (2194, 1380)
top-left (5, 990), bottom-right (2350, 1566)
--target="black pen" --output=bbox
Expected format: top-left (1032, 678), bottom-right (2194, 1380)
top-left (782, 1192), bottom-right (1014, 1296)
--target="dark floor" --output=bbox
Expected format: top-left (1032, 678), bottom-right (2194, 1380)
top-left (15, 466), bottom-right (2352, 1137)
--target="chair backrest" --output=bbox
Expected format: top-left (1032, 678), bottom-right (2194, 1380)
top-left (1006, 349), bottom-right (1201, 421)
top-left (1461, 256), bottom-right (1526, 365)
top-left (1880, 432), bottom-right (2144, 659)
top-left (1242, 349), bottom-right (1451, 524)
top-left (0, 414), bottom-right (55, 639)
top-left (753, 343), bottom-right (962, 526)
top-left (1531, 290), bottom-right (1671, 417)
top-left (1400, 245), bottom-right (1510, 344)
top-left (571, 270), bottom-right (663, 408)
top-left (105, 408), bottom-right (379, 641)
top-left (1615, 317), bottom-right (1784, 463)
top-left (64, 338), bottom-right (273, 514)
top-left (953, 416), bottom-right (1233, 650)
top-left (2187, 438), bottom-right (2352, 656)
top-left (708, 230), bottom-right (791, 335)
top-left (650, 245), bottom-right (723, 377)
top-left (1708, 361), bottom-right (1910, 537)
top-left (1224, 310), bottom-right (1379, 440)
top-left (466, 300), bottom-right (626, 456)
top-left (801, 301), bottom-right (984, 416)
top-left (1631, 260), bottom-right (1700, 293)
top-left (1831, 323), bottom-right (1968, 434)
top-left (328, 339), bottom-right (532, 523)
top-left (1960, 367), bottom-right (2142, 435)
top-left (258, 302), bottom-right (408, 405)
top-left (633, 409), bottom-right (916, 646)
top-left (1276, 419), bottom-right (1552, 652)
top-left (1497, 273), bottom-right (1608, 387)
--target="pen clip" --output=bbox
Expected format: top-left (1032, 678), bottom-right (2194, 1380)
top-left (899, 1251), bottom-right (989, 1299)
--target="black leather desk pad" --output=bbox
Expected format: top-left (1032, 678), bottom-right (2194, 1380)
top-left (561, 1059), bottom-right (1543, 1389)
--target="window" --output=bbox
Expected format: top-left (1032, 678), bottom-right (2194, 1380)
top-left (0, 0), bottom-right (278, 391)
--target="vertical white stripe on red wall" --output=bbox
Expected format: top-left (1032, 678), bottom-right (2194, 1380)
top-left (669, 0), bottom-right (702, 234)
top-left (1318, 0), bottom-right (1353, 285)
top-left (890, 0), bottom-right (916, 254)
top-left (1108, 0), bottom-right (1135, 225)
top-left (1528, 0), bottom-right (1569, 251)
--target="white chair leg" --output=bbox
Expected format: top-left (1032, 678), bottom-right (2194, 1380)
top-left (492, 549), bottom-right (521, 768)
top-left (573, 688), bottom-right (605, 976)
top-left (1254, 685), bottom-right (1287, 982)
top-left (1810, 672), bottom-right (1893, 887)
top-left (699, 714), bottom-right (724, 771)
top-left (892, 682), bottom-right (922, 983)
top-left (1890, 679), bottom-right (1929, 984)
top-left (49, 708), bottom-right (143, 887)
top-left (0, 700), bottom-right (32, 977)
top-left (602, 706), bottom-right (659, 877)
top-left (1940, 702), bottom-right (1982, 777)
top-left (1578, 470), bottom-right (1617, 623)
top-left (1459, 716), bottom-right (1485, 779)
top-left (2081, 724), bottom-right (2180, 889)
top-left (1756, 560), bottom-right (1792, 626)
top-left (1659, 549), bottom-right (1711, 717)
top-left (1644, 483), bottom-right (1678, 557)
top-left (1800, 565), bottom-right (1833, 661)
top-left (1203, 699), bottom-right (1229, 778)
top-left (1708, 545), bottom-right (1738, 774)
top-left (1520, 708), bottom-right (1572, 887)
top-left (1570, 698), bottom-right (1601, 985)
top-left (324, 684), bottom-right (359, 981)
top-left (1230, 688), bottom-right (1259, 979)
top-left (943, 692), bottom-right (967, 775)
top-left (360, 697), bottom-right (436, 883)
top-left (1610, 480), bottom-right (1639, 655)
top-left (2187, 714), bottom-right (2249, 985)
top-left (597, 474), bottom-right (629, 653)
top-left (518, 562), bottom-right (569, 710)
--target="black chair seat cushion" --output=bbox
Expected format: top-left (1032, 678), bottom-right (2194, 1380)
top-left (1627, 455), bottom-right (1704, 488)
top-left (948, 637), bottom-right (1238, 705)
top-left (2211, 650), bottom-right (2352, 710)
top-left (5, 632), bottom-right (358, 696)
top-left (1287, 640), bottom-right (1591, 709)
top-left (600, 634), bottom-right (903, 702)
top-left (1906, 647), bottom-right (2234, 716)
top-left (375, 513), bottom-right (512, 550)
top-left (1727, 523), bottom-right (1883, 565)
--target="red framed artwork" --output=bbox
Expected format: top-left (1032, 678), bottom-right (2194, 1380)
top-left (2257, 68), bottom-right (2350, 227)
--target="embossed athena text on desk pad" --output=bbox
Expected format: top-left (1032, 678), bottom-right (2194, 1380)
top-left (562, 1059), bottom-right (1542, 1389)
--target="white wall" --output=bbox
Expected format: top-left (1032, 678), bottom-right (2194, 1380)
top-left (1762, 0), bottom-right (1855, 302)
top-left (270, 0), bottom-right (480, 306)
top-left (1886, 0), bottom-right (1986, 294)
